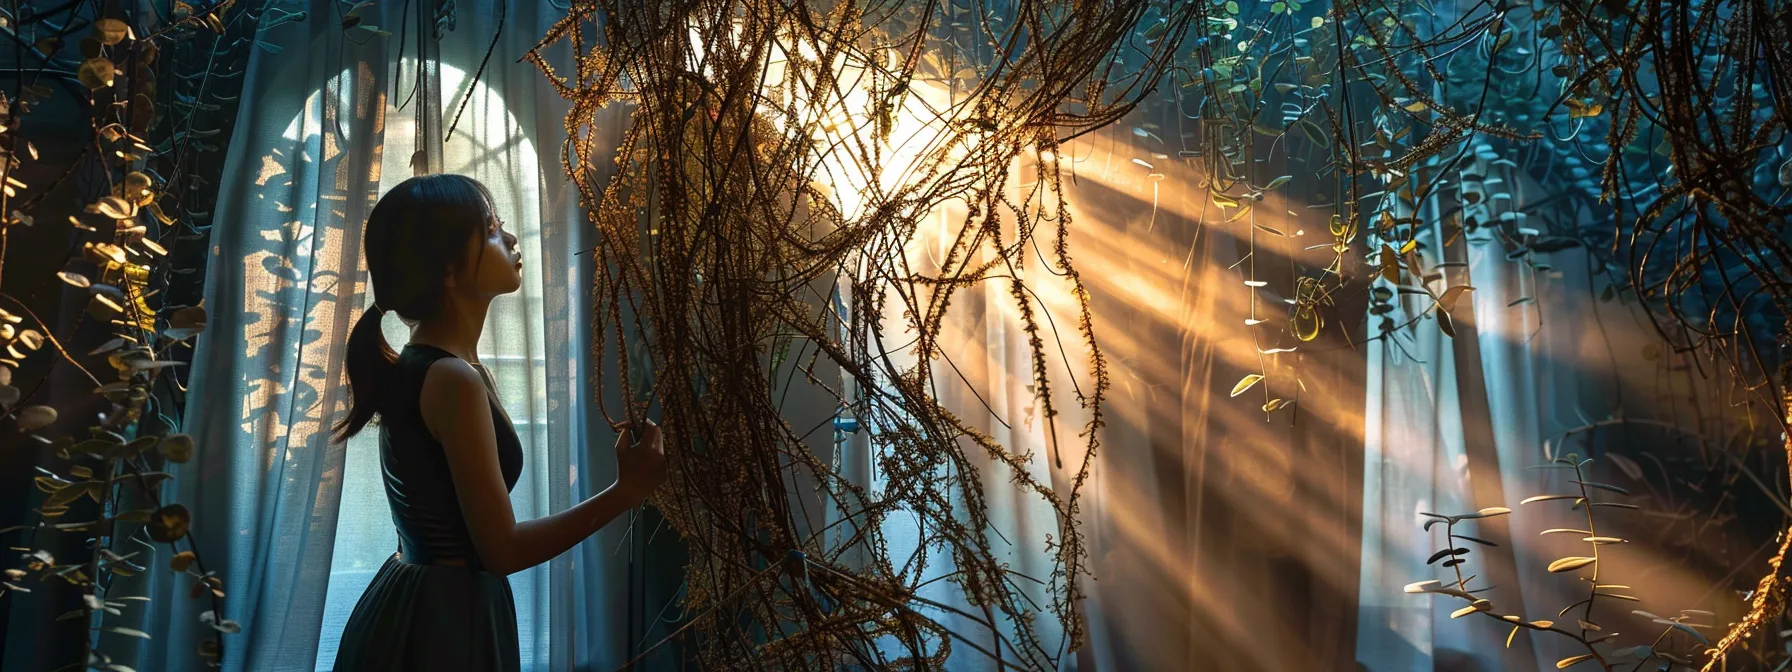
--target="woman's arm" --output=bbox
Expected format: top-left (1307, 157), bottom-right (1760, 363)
top-left (420, 357), bottom-right (666, 576)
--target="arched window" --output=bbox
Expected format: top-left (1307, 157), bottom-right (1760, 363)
top-left (281, 60), bottom-right (556, 670)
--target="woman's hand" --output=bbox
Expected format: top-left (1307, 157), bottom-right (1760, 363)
top-left (430, 357), bottom-right (671, 574)
top-left (615, 420), bottom-right (667, 501)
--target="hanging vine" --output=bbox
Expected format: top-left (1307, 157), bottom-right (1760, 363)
top-left (0, 1), bottom-right (281, 669)
top-left (531, 0), bottom-right (1195, 667)
top-left (528, 0), bottom-right (1792, 666)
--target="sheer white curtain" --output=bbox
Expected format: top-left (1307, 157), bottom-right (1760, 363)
top-left (1354, 164), bottom-right (1739, 671)
top-left (818, 173), bottom-right (1072, 669)
top-left (1033, 126), bottom-right (1367, 672)
top-left (1356, 187), bottom-right (1532, 671)
top-left (827, 126), bottom-right (1369, 671)
top-left (140, 5), bottom-right (415, 669)
top-left (310, 5), bottom-right (592, 670)
top-left (149, 3), bottom-right (600, 670)
top-left (307, 56), bottom-right (570, 670)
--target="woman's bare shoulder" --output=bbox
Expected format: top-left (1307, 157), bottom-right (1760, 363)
top-left (417, 357), bottom-right (489, 434)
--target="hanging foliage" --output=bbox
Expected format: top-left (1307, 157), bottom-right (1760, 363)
top-left (0, 1), bottom-right (274, 669)
top-left (532, 0), bottom-right (1200, 666)
top-left (532, 0), bottom-right (1791, 666)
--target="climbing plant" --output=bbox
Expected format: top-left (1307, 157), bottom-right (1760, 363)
top-left (0, 1), bottom-right (281, 668)
top-left (534, 0), bottom-right (1790, 668)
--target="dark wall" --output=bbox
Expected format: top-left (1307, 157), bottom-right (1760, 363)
top-left (0, 37), bottom-right (106, 670)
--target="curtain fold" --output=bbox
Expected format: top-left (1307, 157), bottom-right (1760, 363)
top-left (117, 3), bottom-right (613, 670)
top-left (126, 4), bottom-right (407, 669)
top-left (820, 120), bottom-right (1369, 671)
top-left (858, 194), bottom-right (1070, 671)
top-left (1353, 165), bottom-right (1748, 671)
top-left (563, 122), bottom-right (633, 672)
top-left (1355, 188), bottom-right (1535, 672)
top-left (312, 3), bottom-right (602, 670)
top-left (1058, 122), bottom-right (1366, 672)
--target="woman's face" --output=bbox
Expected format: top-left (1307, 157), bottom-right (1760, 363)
top-left (457, 211), bottom-right (522, 296)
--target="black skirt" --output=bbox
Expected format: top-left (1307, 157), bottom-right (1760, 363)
top-left (331, 554), bottom-right (521, 671)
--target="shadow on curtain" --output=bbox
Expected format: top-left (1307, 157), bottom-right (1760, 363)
top-left (815, 119), bottom-right (1368, 670)
top-left (1355, 162), bottom-right (1767, 671)
top-left (79, 3), bottom-right (1761, 671)
top-left (109, 3), bottom-right (636, 670)
top-left (1050, 129), bottom-right (1366, 672)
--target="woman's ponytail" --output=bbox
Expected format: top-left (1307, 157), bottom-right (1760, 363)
top-left (334, 303), bottom-right (396, 442)
top-left (335, 174), bottom-right (495, 441)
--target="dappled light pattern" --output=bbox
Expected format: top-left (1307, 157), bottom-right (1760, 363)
top-left (177, 5), bottom-right (590, 665)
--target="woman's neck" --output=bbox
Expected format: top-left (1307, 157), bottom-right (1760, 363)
top-left (407, 296), bottom-right (491, 363)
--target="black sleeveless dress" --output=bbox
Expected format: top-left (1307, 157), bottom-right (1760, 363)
top-left (333, 344), bottom-right (526, 671)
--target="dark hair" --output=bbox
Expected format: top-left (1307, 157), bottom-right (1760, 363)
top-left (334, 174), bottom-right (496, 442)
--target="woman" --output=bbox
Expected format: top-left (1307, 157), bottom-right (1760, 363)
top-left (330, 174), bottom-right (666, 671)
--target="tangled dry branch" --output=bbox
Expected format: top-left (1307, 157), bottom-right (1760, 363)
top-left (531, 0), bottom-right (1192, 667)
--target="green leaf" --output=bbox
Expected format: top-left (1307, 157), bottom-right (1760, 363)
top-left (117, 435), bottom-right (160, 458)
top-left (1403, 580), bottom-right (1441, 593)
top-left (1459, 506), bottom-right (1510, 519)
top-left (1437, 286), bottom-right (1475, 312)
top-left (159, 434), bottom-right (195, 463)
top-left (165, 305), bottom-right (208, 340)
top-left (1539, 528), bottom-right (1592, 536)
top-left (1265, 175), bottom-right (1292, 190)
top-left (1229, 373), bottom-right (1264, 397)
top-left (147, 504), bottom-right (191, 543)
top-left (44, 483), bottom-right (94, 510)
top-left (1556, 654), bottom-right (1594, 669)
top-left (1427, 548), bottom-right (1469, 564)
top-left (1547, 556), bottom-right (1597, 573)
top-left (770, 335), bottom-right (791, 375)
top-left (17, 405), bottom-right (57, 431)
top-left (105, 626), bottom-right (151, 639)
top-left (114, 508), bottom-right (155, 523)
top-left (1659, 620), bottom-right (1711, 645)
top-left (260, 10), bottom-right (308, 30)
top-left (1520, 495), bottom-right (1579, 505)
